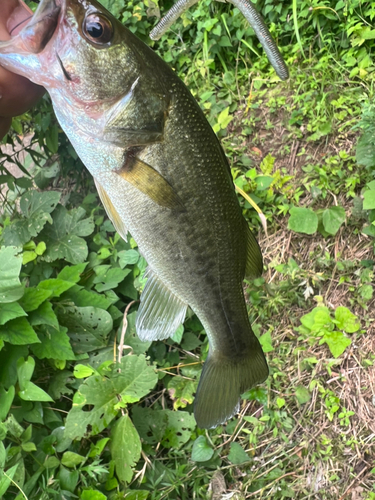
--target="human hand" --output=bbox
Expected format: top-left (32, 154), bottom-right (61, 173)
top-left (0, 0), bottom-right (45, 139)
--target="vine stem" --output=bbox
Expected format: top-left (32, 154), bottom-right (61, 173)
top-left (118, 300), bottom-right (137, 365)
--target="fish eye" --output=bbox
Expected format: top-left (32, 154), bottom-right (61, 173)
top-left (83, 13), bottom-right (113, 45)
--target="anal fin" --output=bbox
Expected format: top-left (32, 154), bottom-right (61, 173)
top-left (136, 269), bottom-right (187, 341)
top-left (94, 178), bottom-right (128, 242)
top-left (244, 224), bottom-right (263, 278)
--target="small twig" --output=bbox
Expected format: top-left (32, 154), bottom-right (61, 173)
top-left (289, 140), bottom-right (300, 172)
top-left (156, 361), bottom-right (202, 371)
top-left (337, 465), bottom-right (368, 500)
top-left (118, 300), bottom-right (137, 365)
top-left (2, 472), bottom-right (28, 500)
top-left (246, 467), bottom-right (303, 497)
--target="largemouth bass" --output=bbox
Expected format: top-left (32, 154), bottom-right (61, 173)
top-left (0, 0), bottom-right (268, 428)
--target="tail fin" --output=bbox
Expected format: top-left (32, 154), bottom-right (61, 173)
top-left (194, 342), bottom-right (268, 429)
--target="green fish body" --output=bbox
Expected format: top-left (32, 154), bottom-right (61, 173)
top-left (0, 0), bottom-right (268, 428)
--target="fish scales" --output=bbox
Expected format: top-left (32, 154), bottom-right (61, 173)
top-left (0, 0), bottom-right (269, 428)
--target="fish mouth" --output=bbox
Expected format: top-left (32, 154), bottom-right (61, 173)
top-left (0, 0), bottom-right (62, 55)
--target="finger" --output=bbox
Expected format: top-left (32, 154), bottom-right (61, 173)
top-left (0, 66), bottom-right (45, 117)
top-left (0, 115), bottom-right (12, 140)
top-left (0, 0), bottom-right (45, 118)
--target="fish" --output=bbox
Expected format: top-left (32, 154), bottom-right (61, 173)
top-left (0, 0), bottom-right (268, 428)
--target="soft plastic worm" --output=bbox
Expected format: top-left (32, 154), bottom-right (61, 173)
top-left (149, 0), bottom-right (200, 40)
top-left (149, 0), bottom-right (289, 81)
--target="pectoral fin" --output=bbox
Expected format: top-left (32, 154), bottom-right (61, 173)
top-left (116, 157), bottom-right (184, 210)
top-left (136, 269), bottom-right (187, 341)
top-left (103, 77), bottom-right (167, 147)
top-left (244, 224), bottom-right (263, 278)
top-left (94, 179), bottom-right (128, 242)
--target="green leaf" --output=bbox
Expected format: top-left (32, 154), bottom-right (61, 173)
top-left (277, 397), bottom-right (285, 408)
top-left (57, 263), bottom-right (88, 283)
top-left (322, 206), bottom-right (346, 235)
top-left (255, 175), bottom-right (273, 191)
top-left (259, 330), bottom-right (274, 352)
top-left (335, 306), bottom-right (360, 333)
top-left (57, 306), bottom-right (113, 354)
top-left (167, 376), bottom-right (196, 410)
top-left (18, 287), bottom-right (52, 312)
top-left (38, 278), bottom-right (76, 298)
top-left (0, 463), bottom-right (19, 497)
top-left (61, 451), bottom-right (86, 467)
top-left (40, 205), bottom-right (94, 264)
top-left (218, 106), bottom-right (233, 129)
top-left (131, 406), bottom-right (168, 445)
top-left (116, 355), bottom-right (158, 402)
top-left (35, 241), bottom-right (46, 256)
top-left (45, 122), bottom-right (59, 153)
top-left (17, 356), bottom-right (35, 390)
top-left (44, 456), bottom-right (60, 468)
top-left (88, 437), bottom-right (109, 458)
top-left (100, 0), bottom-right (125, 17)
top-left (110, 414), bottom-right (141, 483)
top-left (22, 250), bottom-right (37, 265)
top-left (0, 385), bottom-right (15, 421)
top-left (48, 370), bottom-right (74, 400)
top-left (18, 381), bottom-right (53, 402)
top-left (191, 435), bottom-right (214, 462)
top-left (117, 249), bottom-right (140, 268)
top-left (228, 442), bottom-right (249, 465)
top-left (80, 489), bottom-right (107, 500)
top-left (288, 207), bottom-right (318, 234)
top-left (57, 466), bottom-right (79, 493)
top-left (31, 325), bottom-right (75, 360)
top-left (0, 302), bottom-right (27, 325)
top-left (160, 410), bottom-right (196, 448)
top-left (357, 131), bottom-right (375, 168)
top-left (60, 285), bottom-right (112, 310)
top-left (0, 442), bottom-right (5, 468)
top-left (295, 385), bottom-right (311, 404)
top-left (171, 324), bottom-right (184, 343)
top-left (181, 332), bottom-right (202, 350)
top-left (2, 220), bottom-right (30, 246)
top-left (300, 307), bottom-right (332, 332)
top-left (0, 246), bottom-right (24, 303)
top-left (359, 284), bottom-right (373, 301)
top-left (0, 317), bottom-right (40, 345)
top-left (3, 191), bottom-right (61, 246)
top-left (363, 190), bottom-right (375, 210)
top-left (21, 441), bottom-right (37, 452)
top-left (123, 491), bottom-right (149, 500)
top-left (93, 266), bottom-right (131, 292)
top-left (65, 355), bottom-right (157, 439)
top-left (4, 413), bottom-right (24, 438)
top-left (21, 190), bottom-right (61, 234)
top-left (242, 386), bottom-right (268, 405)
top-left (321, 331), bottom-right (352, 358)
top-left (29, 301), bottom-right (59, 329)
top-left (74, 364), bottom-right (95, 378)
